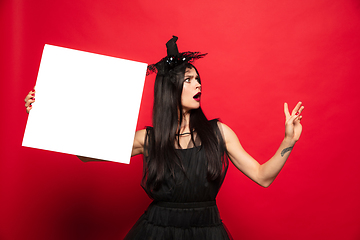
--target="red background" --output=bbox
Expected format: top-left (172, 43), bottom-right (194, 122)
top-left (1, 0), bottom-right (360, 239)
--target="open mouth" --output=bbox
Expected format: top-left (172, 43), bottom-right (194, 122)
top-left (193, 92), bottom-right (201, 101)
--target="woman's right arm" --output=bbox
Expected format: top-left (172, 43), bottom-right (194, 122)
top-left (131, 129), bottom-right (146, 157)
top-left (77, 130), bottom-right (146, 162)
top-left (24, 89), bottom-right (146, 162)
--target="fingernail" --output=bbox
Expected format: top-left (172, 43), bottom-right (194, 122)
top-left (296, 112), bottom-right (299, 115)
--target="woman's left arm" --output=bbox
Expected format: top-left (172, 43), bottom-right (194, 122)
top-left (221, 101), bottom-right (304, 188)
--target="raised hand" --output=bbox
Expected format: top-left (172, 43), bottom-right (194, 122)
top-left (24, 89), bottom-right (35, 113)
top-left (284, 101), bottom-right (304, 142)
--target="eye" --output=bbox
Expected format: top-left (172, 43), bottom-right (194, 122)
top-left (184, 78), bottom-right (190, 83)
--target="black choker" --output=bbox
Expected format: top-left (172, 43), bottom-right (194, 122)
top-left (176, 132), bottom-right (191, 136)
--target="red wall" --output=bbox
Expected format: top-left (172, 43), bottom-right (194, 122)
top-left (1, 0), bottom-right (360, 239)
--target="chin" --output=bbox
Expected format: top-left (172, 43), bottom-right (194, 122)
top-left (183, 105), bottom-right (200, 113)
top-left (190, 105), bottom-right (201, 110)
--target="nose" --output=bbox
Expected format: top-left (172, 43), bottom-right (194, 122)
top-left (196, 82), bottom-right (201, 91)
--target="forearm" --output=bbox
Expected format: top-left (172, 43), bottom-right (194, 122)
top-left (77, 156), bottom-right (105, 162)
top-left (258, 137), bottom-right (296, 187)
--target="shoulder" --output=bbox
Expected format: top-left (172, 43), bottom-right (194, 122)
top-left (131, 129), bottom-right (147, 157)
top-left (208, 118), bottom-right (220, 129)
top-left (216, 121), bottom-right (230, 131)
top-left (134, 129), bottom-right (147, 146)
top-left (207, 119), bottom-right (234, 145)
top-left (136, 128), bottom-right (147, 134)
top-left (208, 119), bottom-right (230, 133)
top-left (135, 129), bottom-right (147, 137)
top-left (214, 121), bottom-right (238, 145)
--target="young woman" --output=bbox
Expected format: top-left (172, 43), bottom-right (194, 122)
top-left (24, 36), bottom-right (304, 239)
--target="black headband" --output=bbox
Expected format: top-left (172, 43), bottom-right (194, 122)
top-left (147, 36), bottom-right (207, 75)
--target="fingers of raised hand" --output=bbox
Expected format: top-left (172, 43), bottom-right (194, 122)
top-left (296, 106), bottom-right (304, 120)
top-left (291, 111), bottom-right (304, 128)
top-left (285, 102), bottom-right (304, 124)
top-left (284, 103), bottom-right (291, 118)
top-left (291, 102), bottom-right (303, 115)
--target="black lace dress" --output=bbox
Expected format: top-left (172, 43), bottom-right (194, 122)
top-left (124, 120), bottom-right (232, 240)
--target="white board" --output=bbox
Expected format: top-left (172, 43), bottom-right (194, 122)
top-left (22, 44), bottom-right (147, 164)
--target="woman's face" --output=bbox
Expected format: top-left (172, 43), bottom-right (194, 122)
top-left (181, 67), bottom-right (201, 113)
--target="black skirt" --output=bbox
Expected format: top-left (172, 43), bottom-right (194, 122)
top-left (124, 201), bottom-right (232, 240)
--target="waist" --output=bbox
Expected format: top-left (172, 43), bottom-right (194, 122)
top-left (153, 200), bottom-right (216, 209)
top-left (145, 200), bottom-right (222, 228)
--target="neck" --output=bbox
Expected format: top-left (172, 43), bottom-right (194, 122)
top-left (178, 111), bottom-right (191, 133)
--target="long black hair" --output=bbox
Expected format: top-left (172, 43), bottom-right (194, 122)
top-left (142, 62), bottom-right (227, 192)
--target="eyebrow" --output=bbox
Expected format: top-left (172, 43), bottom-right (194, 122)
top-left (184, 74), bottom-right (199, 78)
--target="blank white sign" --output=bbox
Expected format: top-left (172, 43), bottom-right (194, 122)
top-left (22, 44), bottom-right (147, 164)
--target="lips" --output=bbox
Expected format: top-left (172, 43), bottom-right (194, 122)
top-left (193, 92), bottom-right (201, 101)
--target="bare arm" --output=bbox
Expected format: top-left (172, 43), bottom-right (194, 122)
top-left (76, 129), bottom-right (146, 162)
top-left (221, 102), bottom-right (304, 187)
top-left (131, 129), bottom-right (146, 157)
top-left (77, 129), bottom-right (146, 162)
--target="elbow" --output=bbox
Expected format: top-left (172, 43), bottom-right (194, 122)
top-left (256, 166), bottom-right (275, 188)
top-left (260, 182), bottom-right (272, 188)
top-left (257, 178), bottom-right (274, 188)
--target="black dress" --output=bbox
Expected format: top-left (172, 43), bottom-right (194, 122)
top-left (124, 120), bottom-right (232, 240)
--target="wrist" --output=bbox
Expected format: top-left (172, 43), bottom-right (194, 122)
top-left (283, 137), bottom-right (296, 146)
